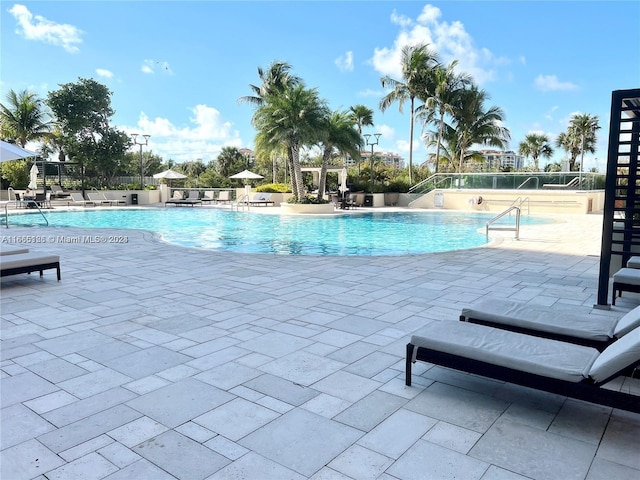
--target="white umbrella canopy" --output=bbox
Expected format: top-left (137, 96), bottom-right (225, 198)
top-left (229, 169), bottom-right (263, 181)
top-left (0, 141), bottom-right (38, 162)
top-left (28, 164), bottom-right (39, 189)
top-left (153, 169), bottom-right (187, 180)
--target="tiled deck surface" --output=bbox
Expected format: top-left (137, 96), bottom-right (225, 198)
top-left (1, 209), bottom-right (639, 480)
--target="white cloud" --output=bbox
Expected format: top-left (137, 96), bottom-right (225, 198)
top-left (358, 88), bottom-right (382, 97)
top-left (96, 69), bottom-right (113, 79)
top-left (334, 51), bottom-right (354, 72)
top-left (126, 104), bottom-right (241, 162)
top-left (372, 3), bottom-right (507, 84)
top-left (8, 4), bottom-right (83, 53)
top-left (534, 74), bottom-right (579, 92)
top-left (141, 59), bottom-right (173, 75)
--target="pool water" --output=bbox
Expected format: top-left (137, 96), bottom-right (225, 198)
top-left (10, 209), bottom-right (549, 256)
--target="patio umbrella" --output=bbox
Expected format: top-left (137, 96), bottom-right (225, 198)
top-left (0, 141), bottom-right (38, 162)
top-left (28, 164), bottom-right (39, 189)
top-left (230, 169), bottom-right (263, 202)
top-left (338, 167), bottom-right (348, 197)
top-left (153, 169), bottom-right (187, 188)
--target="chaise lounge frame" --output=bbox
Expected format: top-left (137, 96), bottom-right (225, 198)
top-left (405, 340), bottom-right (640, 413)
top-left (1, 254), bottom-right (61, 281)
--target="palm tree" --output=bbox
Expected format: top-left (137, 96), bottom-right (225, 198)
top-left (252, 84), bottom-right (328, 198)
top-left (448, 86), bottom-right (510, 173)
top-left (379, 43), bottom-right (439, 185)
top-left (556, 113), bottom-right (600, 172)
top-left (0, 89), bottom-right (52, 147)
top-left (348, 104), bottom-right (374, 174)
top-left (570, 113), bottom-right (600, 173)
top-left (317, 110), bottom-right (362, 199)
top-left (238, 61), bottom-right (301, 108)
top-left (417, 60), bottom-right (473, 174)
top-left (518, 133), bottom-right (554, 171)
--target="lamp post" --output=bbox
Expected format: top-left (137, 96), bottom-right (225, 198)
top-left (131, 133), bottom-right (150, 187)
top-left (363, 133), bottom-right (381, 190)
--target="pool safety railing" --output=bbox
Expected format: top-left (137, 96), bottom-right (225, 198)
top-left (3, 199), bottom-right (49, 228)
top-left (517, 177), bottom-right (539, 189)
top-left (486, 205), bottom-right (521, 240)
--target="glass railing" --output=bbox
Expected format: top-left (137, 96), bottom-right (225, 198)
top-left (409, 172), bottom-right (605, 195)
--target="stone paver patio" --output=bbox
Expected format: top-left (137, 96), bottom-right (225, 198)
top-left (1, 209), bottom-right (639, 480)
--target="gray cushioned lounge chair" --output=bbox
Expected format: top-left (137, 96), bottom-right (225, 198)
top-left (0, 252), bottom-right (61, 280)
top-left (406, 321), bottom-right (640, 413)
top-left (460, 299), bottom-right (640, 350)
top-left (0, 244), bottom-right (29, 256)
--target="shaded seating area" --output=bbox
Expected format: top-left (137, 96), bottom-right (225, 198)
top-left (460, 298), bottom-right (640, 350)
top-left (406, 321), bottom-right (640, 413)
top-left (0, 251), bottom-right (61, 281)
top-left (249, 192), bottom-right (275, 206)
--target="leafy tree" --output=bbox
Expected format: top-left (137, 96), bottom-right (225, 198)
top-left (46, 78), bottom-right (130, 185)
top-left (316, 110), bottom-right (361, 199)
top-left (0, 159), bottom-right (30, 188)
top-left (216, 146), bottom-right (247, 177)
top-left (0, 89), bottom-right (52, 147)
top-left (379, 43), bottom-right (439, 185)
top-left (518, 133), bottom-right (554, 171)
top-left (348, 104), bottom-right (374, 174)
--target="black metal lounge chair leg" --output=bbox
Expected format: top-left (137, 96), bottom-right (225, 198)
top-left (405, 343), bottom-right (414, 386)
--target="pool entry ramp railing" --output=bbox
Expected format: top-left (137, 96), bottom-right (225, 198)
top-left (3, 188), bottom-right (49, 228)
top-left (409, 172), bottom-right (604, 196)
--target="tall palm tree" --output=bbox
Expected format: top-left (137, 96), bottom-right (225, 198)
top-left (556, 114), bottom-right (600, 172)
top-left (417, 60), bottom-right (473, 174)
top-left (569, 113), bottom-right (600, 173)
top-left (0, 89), bottom-right (52, 147)
top-left (448, 86), bottom-right (510, 173)
top-left (379, 43), bottom-right (439, 185)
top-left (518, 133), bottom-right (554, 171)
top-left (317, 110), bottom-right (362, 199)
top-left (238, 61), bottom-right (301, 107)
top-left (253, 84), bottom-right (328, 198)
top-left (348, 104), bottom-right (374, 174)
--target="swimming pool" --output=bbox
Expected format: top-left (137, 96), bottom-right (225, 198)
top-left (9, 209), bottom-right (549, 256)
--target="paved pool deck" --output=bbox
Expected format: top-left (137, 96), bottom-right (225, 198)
top-left (1, 209), bottom-right (639, 480)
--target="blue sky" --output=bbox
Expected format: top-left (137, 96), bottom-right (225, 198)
top-left (2, 1), bottom-right (639, 171)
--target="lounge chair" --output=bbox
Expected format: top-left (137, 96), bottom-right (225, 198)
top-left (0, 244), bottom-right (29, 256)
top-left (405, 321), bottom-right (640, 413)
top-left (460, 299), bottom-right (640, 350)
top-left (165, 190), bottom-right (184, 206)
top-left (68, 193), bottom-right (95, 207)
top-left (612, 268), bottom-right (640, 305)
top-left (104, 191), bottom-right (127, 206)
top-left (87, 191), bottom-right (114, 206)
top-left (216, 191), bottom-right (231, 204)
top-left (0, 252), bottom-right (61, 281)
top-left (50, 185), bottom-right (69, 198)
top-left (249, 192), bottom-right (274, 206)
top-left (181, 190), bottom-right (202, 206)
top-left (202, 191), bottom-right (216, 204)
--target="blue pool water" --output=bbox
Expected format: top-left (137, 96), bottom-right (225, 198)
top-left (9, 209), bottom-right (549, 256)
